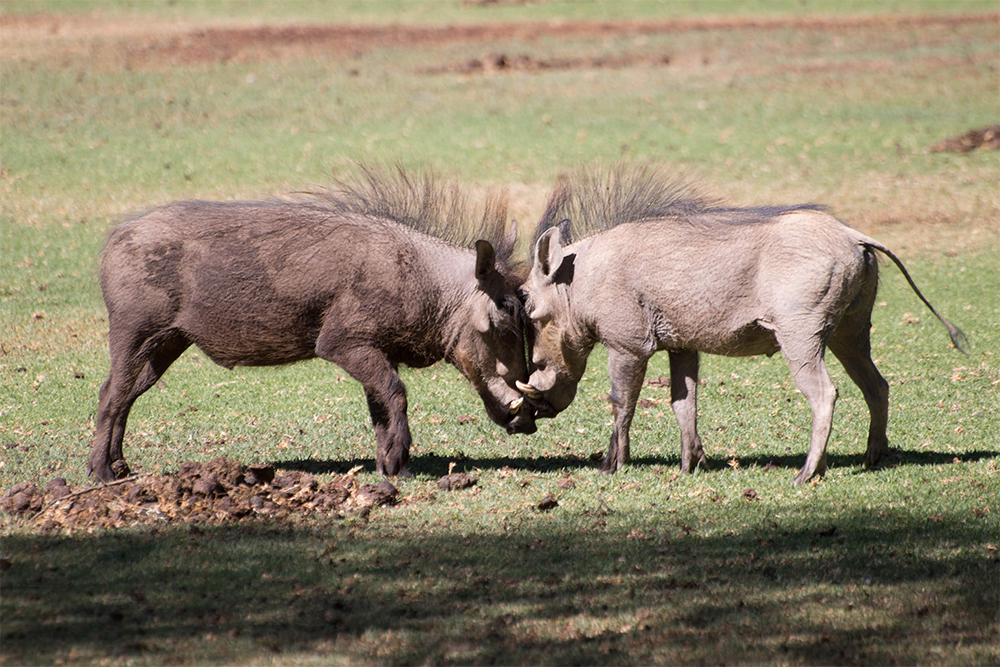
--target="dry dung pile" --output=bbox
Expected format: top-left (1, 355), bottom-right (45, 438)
top-left (0, 457), bottom-right (398, 533)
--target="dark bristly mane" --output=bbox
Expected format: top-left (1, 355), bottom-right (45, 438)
top-left (299, 163), bottom-right (515, 268)
top-left (533, 162), bottom-right (826, 253)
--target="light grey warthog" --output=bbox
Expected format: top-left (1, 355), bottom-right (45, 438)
top-left (90, 165), bottom-right (536, 482)
top-left (518, 164), bottom-right (967, 486)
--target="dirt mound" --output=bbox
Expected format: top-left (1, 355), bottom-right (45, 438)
top-left (0, 458), bottom-right (398, 533)
top-left (930, 125), bottom-right (1000, 153)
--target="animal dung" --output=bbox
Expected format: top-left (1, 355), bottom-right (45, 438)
top-left (437, 473), bottom-right (478, 491)
top-left (0, 457), bottom-right (390, 531)
top-left (354, 481), bottom-right (398, 507)
top-left (536, 493), bottom-right (559, 511)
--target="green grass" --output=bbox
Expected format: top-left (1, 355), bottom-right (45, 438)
top-left (2, 4), bottom-right (998, 665)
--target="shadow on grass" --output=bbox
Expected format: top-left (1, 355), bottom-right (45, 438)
top-left (276, 447), bottom-right (999, 479)
top-left (277, 453), bottom-right (606, 478)
top-left (2, 508), bottom-right (996, 665)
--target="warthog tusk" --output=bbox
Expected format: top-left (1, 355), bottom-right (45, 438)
top-left (516, 381), bottom-right (542, 399)
top-left (509, 397), bottom-right (524, 414)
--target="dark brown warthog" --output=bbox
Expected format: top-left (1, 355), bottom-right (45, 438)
top-left (519, 164), bottom-right (967, 486)
top-left (90, 166), bottom-right (535, 482)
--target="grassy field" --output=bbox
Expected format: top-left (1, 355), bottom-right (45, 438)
top-left (2, 1), bottom-right (998, 665)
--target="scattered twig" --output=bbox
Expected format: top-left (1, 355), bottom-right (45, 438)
top-left (32, 474), bottom-right (151, 519)
top-left (597, 494), bottom-right (614, 515)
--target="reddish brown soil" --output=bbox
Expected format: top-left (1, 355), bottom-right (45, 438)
top-left (1, 11), bottom-right (992, 69)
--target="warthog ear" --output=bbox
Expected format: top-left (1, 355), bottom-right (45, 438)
top-left (473, 240), bottom-right (501, 331)
top-left (475, 239), bottom-right (497, 288)
top-left (534, 225), bottom-right (565, 283)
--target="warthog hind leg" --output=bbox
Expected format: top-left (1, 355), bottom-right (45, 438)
top-left (783, 350), bottom-right (838, 487)
top-left (838, 353), bottom-right (889, 468)
top-left (829, 316), bottom-right (889, 470)
top-left (90, 328), bottom-right (190, 481)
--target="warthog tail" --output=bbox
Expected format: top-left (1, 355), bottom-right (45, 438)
top-left (852, 230), bottom-right (969, 354)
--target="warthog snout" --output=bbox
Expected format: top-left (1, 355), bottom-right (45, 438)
top-left (512, 382), bottom-right (558, 420)
top-left (505, 406), bottom-right (538, 435)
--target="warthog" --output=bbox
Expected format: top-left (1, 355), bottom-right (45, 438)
top-left (518, 165), bottom-right (967, 486)
top-left (90, 166), bottom-right (536, 482)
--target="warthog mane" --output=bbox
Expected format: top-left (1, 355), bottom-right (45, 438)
top-left (533, 162), bottom-right (828, 253)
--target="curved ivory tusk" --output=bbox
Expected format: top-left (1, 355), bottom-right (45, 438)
top-left (509, 397), bottom-right (524, 414)
top-left (516, 380), bottom-right (542, 399)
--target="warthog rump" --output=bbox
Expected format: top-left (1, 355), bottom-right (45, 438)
top-left (519, 164), bottom-right (967, 486)
top-left (90, 165), bottom-right (535, 482)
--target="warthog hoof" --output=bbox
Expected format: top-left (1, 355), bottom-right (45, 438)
top-left (378, 464), bottom-right (413, 479)
top-left (88, 456), bottom-right (130, 483)
top-left (598, 454), bottom-right (627, 475)
top-left (792, 465), bottom-right (825, 487)
top-left (110, 459), bottom-right (131, 479)
top-left (863, 439), bottom-right (889, 469)
top-left (680, 454), bottom-right (708, 474)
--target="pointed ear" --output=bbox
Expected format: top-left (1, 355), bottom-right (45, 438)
top-left (533, 225), bottom-right (565, 282)
top-left (474, 239), bottom-right (496, 287)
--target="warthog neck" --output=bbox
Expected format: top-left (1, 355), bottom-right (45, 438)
top-left (556, 239), bottom-right (601, 351)
top-left (419, 244), bottom-right (484, 354)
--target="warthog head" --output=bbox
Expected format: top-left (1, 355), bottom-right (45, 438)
top-left (453, 238), bottom-right (537, 435)
top-left (517, 223), bottom-right (588, 418)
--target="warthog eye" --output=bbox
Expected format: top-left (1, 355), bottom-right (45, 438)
top-left (517, 290), bottom-right (535, 318)
top-left (490, 294), bottom-right (524, 334)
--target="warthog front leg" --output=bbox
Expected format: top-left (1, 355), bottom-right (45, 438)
top-left (318, 337), bottom-right (413, 477)
top-left (669, 349), bottom-right (707, 474)
top-left (600, 349), bottom-right (648, 474)
top-left (364, 384), bottom-right (412, 478)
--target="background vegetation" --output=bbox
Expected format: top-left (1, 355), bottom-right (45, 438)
top-left (2, 1), bottom-right (997, 664)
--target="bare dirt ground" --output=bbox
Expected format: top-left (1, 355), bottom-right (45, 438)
top-left (1, 11), bottom-right (994, 70)
top-left (930, 125), bottom-right (1000, 153)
